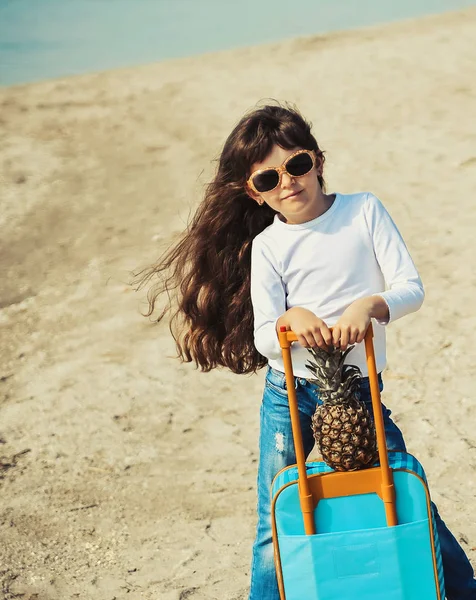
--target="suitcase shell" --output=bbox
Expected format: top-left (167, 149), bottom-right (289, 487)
top-left (272, 326), bottom-right (445, 600)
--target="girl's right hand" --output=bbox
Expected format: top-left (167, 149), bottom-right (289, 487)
top-left (276, 307), bottom-right (332, 349)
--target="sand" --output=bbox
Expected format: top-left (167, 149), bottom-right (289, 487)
top-left (1, 7), bottom-right (475, 599)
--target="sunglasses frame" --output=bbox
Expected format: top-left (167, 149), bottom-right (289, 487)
top-left (247, 149), bottom-right (317, 194)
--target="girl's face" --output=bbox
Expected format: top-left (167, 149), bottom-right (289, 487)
top-left (247, 145), bottom-right (326, 224)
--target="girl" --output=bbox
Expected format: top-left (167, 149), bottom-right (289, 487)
top-left (138, 104), bottom-right (475, 599)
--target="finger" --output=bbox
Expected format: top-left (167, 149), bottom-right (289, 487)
top-left (311, 329), bottom-right (327, 349)
top-left (348, 327), bottom-right (358, 346)
top-left (320, 325), bottom-right (333, 347)
top-left (300, 331), bottom-right (316, 348)
top-left (340, 327), bottom-right (350, 351)
top-left (332, 326), bottom-right (341, 347)
top-left (297, 334), bottom-right (309, 348)
top-left (356, 329), bottom-right (366, 344)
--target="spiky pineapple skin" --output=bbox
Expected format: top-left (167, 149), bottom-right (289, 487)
top-left (306, 345), bottom-right (378, 472)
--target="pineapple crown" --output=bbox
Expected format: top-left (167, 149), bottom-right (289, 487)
top-left (305, 345), bottom-right (362, 404)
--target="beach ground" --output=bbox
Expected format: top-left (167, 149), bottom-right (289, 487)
top-left (1, 8), bottom-right (475, 599)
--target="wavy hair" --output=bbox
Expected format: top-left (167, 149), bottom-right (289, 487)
top-left (135, 103), bottom-right (326, 374)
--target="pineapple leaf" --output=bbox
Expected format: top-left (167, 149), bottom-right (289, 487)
top-left (305, 345), bottom-right (362, 403)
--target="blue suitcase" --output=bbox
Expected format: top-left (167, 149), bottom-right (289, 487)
top-left (272, 325), bottom-right (445, 600)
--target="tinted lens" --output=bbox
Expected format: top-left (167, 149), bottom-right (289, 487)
top-left (286, 152), bottom-right (313, 177)
top-left (252, 169), bottom-right (280, 192)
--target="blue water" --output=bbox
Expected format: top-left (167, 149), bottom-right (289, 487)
top-left (1, 0), bottom-right (475, 86)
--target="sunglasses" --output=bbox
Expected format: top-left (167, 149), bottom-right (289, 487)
top-left (247, 149), bottom-right (316, 194)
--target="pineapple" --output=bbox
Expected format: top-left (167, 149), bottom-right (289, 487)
top-left (306, 345), bottom-right (378, 472)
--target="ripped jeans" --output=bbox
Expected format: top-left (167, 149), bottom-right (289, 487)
top-left (249, 366), bottom-right (476, 600)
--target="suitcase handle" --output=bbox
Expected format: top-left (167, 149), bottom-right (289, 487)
top-left (278, 322), bottom-right (397, 534)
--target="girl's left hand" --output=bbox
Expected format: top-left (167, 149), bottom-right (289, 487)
top-left (332, 297), bottom-right (383, 351)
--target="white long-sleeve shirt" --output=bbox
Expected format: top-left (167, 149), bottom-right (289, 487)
top-left (250, 192), bottom-right (424, 377)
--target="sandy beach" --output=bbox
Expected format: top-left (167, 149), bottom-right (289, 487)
top-left (1, 8), bottom-right (475, 599)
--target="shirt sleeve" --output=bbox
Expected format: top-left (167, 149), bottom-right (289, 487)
top-left (250, 237), bottom-right (286, 359)
top-left (364, 193), bottom-right (425, 324)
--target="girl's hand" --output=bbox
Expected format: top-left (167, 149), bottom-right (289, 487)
top-left (277, 307), bottom-right (332, 349)
top-left (332, 296), bottom-right (389, 351)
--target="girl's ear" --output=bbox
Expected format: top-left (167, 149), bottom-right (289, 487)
top-left (315, 153), bottom-right (324, 176)
top-left (246, 185), bottom-right (264, 206)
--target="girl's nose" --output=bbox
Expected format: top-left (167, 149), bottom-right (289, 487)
top-left (281, 172), bottom-right (295, 188)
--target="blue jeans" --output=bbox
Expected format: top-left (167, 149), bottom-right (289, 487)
top-left (249, 367), bottom-right (476, 600)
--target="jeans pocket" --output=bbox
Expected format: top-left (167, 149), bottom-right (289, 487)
top-left (265, 367), bottom-right (300, 397)
top-left (265, 372), bottom-right (288, 398)
top-left (265, 379), bottom-right (289, 396)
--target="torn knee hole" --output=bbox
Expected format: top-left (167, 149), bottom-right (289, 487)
top-left (275, 432), bottom-right (285, 453)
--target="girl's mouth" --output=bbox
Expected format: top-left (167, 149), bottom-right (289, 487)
top-left (283, 190), bottom-right (302, 200)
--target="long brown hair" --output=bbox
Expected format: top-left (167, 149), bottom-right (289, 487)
top-left (135, 103), bottom-right (325, 374)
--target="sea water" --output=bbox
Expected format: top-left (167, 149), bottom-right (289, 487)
top-left (1, 0), bottom-right (475, 86)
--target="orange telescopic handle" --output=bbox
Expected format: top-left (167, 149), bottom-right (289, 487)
top-left (278, 323), bottom-right (397, 533)
top-left (278, 326), bottom-right (316, 535)
top-left (364, 324), bottom-right (397, 526)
